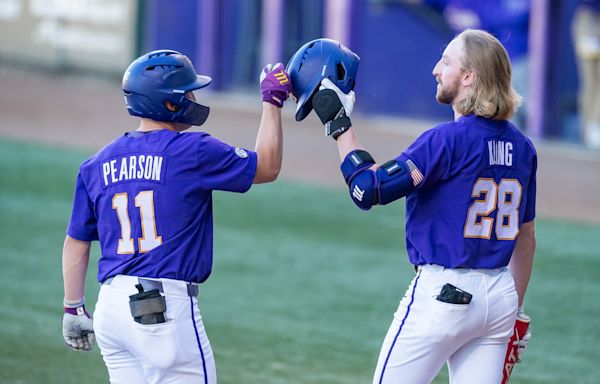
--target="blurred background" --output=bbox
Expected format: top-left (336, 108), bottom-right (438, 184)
top-left (1, 0), bottom-right (599, 383)
top-left (2, 0), bottom-right (600, 145)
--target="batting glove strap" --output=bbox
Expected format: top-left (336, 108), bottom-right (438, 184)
top-left (341, 150), bottom-right (376, 185)
top-left (262, 90), bottom-right (288, 108)
top-left (326, 110), bottom-right (352, 140)
top-left (64, 305), bottom-right (90, 317)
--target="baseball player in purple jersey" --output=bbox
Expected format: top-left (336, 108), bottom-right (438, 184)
top-left (61, 50), bottom-right (291, 383)
top-left (290, 31), bottom-right (536, 383)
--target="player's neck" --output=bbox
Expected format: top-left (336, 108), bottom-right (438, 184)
top-left (137, 119), bottom-right (178, 132)
top-left (452, 106), bottom-right (463, 121)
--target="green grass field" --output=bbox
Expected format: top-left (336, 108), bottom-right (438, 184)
top-left (1, 138), bottom-right (599, 383)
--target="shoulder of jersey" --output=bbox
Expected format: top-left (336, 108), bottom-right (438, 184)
top-left (428, 119), bottom-right (464, 138)
top-left (505, 121), bottom-right (538, 153)
top-left (79, 138), bottom-right (121, 171)
top-left (183, 131), bottom-right (211, 138)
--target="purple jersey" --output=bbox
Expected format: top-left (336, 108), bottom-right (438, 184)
top-left (398, 115), bottom-right (537, 269)
top-left (67, 129), bottom-right (257, 283)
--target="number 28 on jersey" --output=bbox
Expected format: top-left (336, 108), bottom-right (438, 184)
top-left (464, 177), bottom-right (522, 241)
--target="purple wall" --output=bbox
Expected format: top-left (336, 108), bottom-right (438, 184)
top-left (140, 0), bottom-right (582, 140)
top-left (142, 0), bottom-right (453, 119)
top-left (145, 0), bottom-right (198, 59)
top-left (350, 1), bottom-right (455, 120)
top-left (145, 0), bottom-right (262, 91)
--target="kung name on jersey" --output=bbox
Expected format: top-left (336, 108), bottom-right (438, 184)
top-left (101, 154), bottom-right (165, 186)
top-left (487, 139), bottom-right (514, 167)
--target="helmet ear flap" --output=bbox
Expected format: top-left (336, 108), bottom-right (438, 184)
top-left (175, 98), bottom-right (210, 126)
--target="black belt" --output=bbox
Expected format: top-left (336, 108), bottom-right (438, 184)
top-left (103, 276), bottom-right (198, 297)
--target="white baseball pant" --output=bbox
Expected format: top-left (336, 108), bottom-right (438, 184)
top-left (373, 264), bottom-right (518, 384)
top-left (93, 275), bottom-right (216, 384)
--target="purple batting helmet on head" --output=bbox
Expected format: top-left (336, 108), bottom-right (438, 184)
top-left (122, 49), bottom-right (212, 126)
top-left (286, 38), bottom-right (359, 121)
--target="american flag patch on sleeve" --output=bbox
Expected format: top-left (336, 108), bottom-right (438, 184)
top-left (406, 159), bottom-right (424, 186)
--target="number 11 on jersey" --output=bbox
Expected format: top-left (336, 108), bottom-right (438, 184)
top-left (112, 190), bottom-right (163, 254)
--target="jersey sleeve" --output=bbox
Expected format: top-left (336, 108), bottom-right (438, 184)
top-left (398, 125), bottom-right (453, 189)
top-left (522, 152), bottom-right (537, 223)
top-left (66, 172), bottom-right (99, 241)
top-left (197, 134), bottom-right (257, 192)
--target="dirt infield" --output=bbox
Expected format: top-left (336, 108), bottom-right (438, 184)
top-left (1, 66), bottom-right (599, 225)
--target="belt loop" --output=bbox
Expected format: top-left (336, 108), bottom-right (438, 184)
top-left (138, 277), bottom-right (164, 293)
top-left (187, 283), bottom-right (198, 297)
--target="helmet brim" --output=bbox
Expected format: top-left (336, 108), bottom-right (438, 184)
top-left (189, 75), bottom-right (212, 90)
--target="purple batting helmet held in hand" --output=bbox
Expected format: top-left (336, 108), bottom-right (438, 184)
top-left (286, 38), bottom-right (359, 121)
top-left (122, 50), bottom-right (212, 126)
top-left (260, 63), bottom-right (292, 108)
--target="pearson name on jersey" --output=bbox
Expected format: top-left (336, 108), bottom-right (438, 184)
top-left (101, 154), bottom-right (165, 187)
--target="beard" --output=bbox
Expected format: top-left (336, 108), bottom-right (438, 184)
top-left (436, 76), bottom-right (461, 104)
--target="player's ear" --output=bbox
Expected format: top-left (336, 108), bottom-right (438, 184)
top-left (164, 100), bottom-right (180, 112)
top-left (462, 70), bottom-right (475, 87)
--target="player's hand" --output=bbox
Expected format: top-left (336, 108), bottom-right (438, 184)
top-left (62, 305), bottom-right (95, 351)
top-left (516, 328), bottom-right (531, 361)
top-left (313, 78), bottom-right (355, 139)
top-left (260, 63), bottom-right (291, 108)
top-left (318, 78), bottom-right (355, 116)
top-left (515, 307), bottom-right (531, 363)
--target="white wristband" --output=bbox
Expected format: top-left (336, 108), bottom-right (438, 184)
top-left (64, 297), bottom-right (85, 308)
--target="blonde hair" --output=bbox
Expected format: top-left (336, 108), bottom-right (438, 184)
top-left (454, 29), bottom-right (522, 120)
